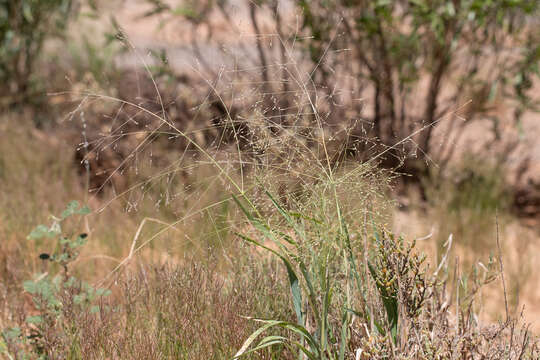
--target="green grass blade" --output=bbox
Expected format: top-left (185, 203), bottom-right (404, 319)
top-left (287, 264), bottom-right (304, 326)
top-left (265, 190), bottom-right (306, 243)
top-left (237, 320), bottom-right (321, 358)
top-left (320, 280), bottom-right (333, 351)
top-left (298, 262), bottom-right (321, 328)
top-left (338, 310), bottom-right (349, 360)
top-left (367, 261), bottom-right (398, 343)
top-left (279, 322), bottom-right (320, 354)
top-left (289, 341), bottom-right (319, 360)
top-left (235, 232), bottom-right (304, 325)
top-left (234, 321), bottom-right (283, 358)
top-left (236, 335), bottom-right (288, 357)
top-left (340, 218), bottom-right (362, 290)
top-left (233, 194), bottom-right (305, 326)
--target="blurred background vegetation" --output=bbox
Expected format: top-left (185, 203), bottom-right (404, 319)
top-left (1, 0), bottom-right (540, 358)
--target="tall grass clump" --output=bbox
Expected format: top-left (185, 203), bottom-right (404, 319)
top-left (49, 40), bottom-right (536, 358)
top-left (231, 168), bottom-right (535, 358)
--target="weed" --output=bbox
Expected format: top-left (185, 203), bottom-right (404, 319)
top-left (1, 201), bottom-right (111, 359)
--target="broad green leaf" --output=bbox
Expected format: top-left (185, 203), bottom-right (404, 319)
top-left (23, 280), bottom-right (37, 294)
top-left (27, 224), bottom-right (59, 240)
top-left (61, 201), bottom-right (91, 219)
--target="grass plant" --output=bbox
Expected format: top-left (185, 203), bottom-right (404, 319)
top-left (1, 9), bottom-right (539, 358)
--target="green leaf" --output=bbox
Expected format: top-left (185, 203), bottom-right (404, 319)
top-left (236, 232), bottom-right (304, 326)
top-left (95, 288), bottom-right (111, 297)
top-left (25, 316), bottom-right (43, 325)
top-left (298, 263), bottom-right (321, 327)
top-left (289, 212), bottom-right (323, 224)
top-left (64, 277), bottom-right (77, 288)
top-left (69, 233), bottom-right (88, 248)
top-left (172, 5), bottom-right (198, 19)
top-left (79, 205), bottom-right (91, 215)
top-left (445, 3), bottom-right (456, 17)
top-left (339, 310), bottom-right (349, 360)
top-left (234, 320), bottom-right (283, 358)
top-left (22, 2), bottom-right (34, 22)
top-left (376, 0), bottom-right (392, 7)
top-left (61, 201), bottom-right (90, 219)
top-left (27, 224), bottom-right (58, 240)
top-left (241, 335), bottom-right (288, 356)
top-left (23, 280), bottom-right (37, 294)
top-left (235, 320), bottom-right (320, 359)
top-left (73, 294), bottom-right (85, 305)
top-left (266, 190), bottom-right (305, 243)
top-left (287, 261), bottom-right (304, 326)
top-left (233, 194), bottom-right (306, 325)
top-left (320, 285), bottom-right (333, 350)
top-left (368, 261), bottom-right (399, 343)
top-left (2, 327), bottom-right (21, 341)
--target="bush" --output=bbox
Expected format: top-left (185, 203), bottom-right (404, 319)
top-left (0, 0), bottom-right (78, 107)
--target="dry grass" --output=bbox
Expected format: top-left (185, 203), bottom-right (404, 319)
top-left (1, 17), bottom-right (539, 357)
top-left (3, 258), bottom-right (295, 359)
top-left (0, 113), bottom-right (536, 358)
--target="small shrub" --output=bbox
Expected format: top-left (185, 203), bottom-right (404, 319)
top-left (1, 201), bottom-right (111, 359)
